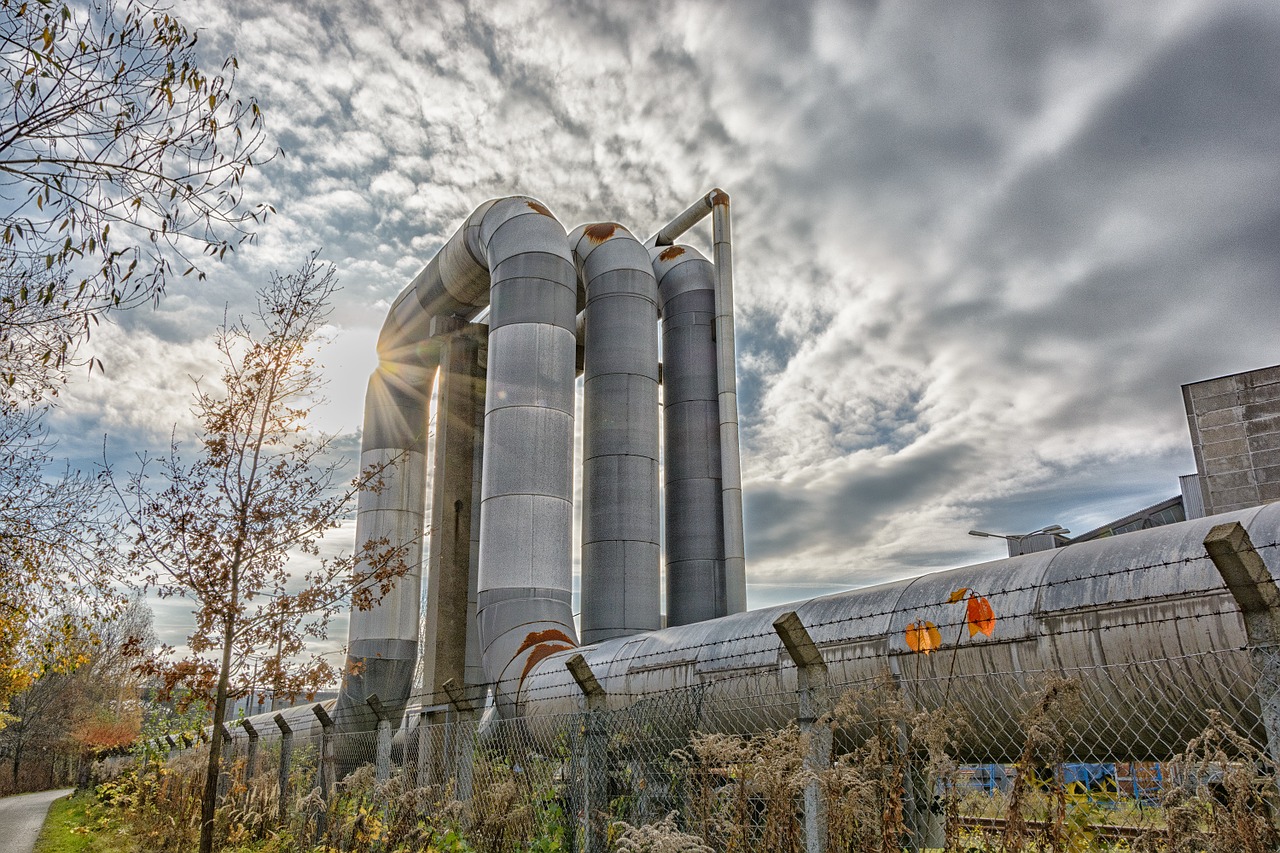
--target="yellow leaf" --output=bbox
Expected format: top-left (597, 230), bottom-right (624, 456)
top-left (947, 588), bottom-right (968, 604)
top-left (905, 620), bottom-right (942, 655)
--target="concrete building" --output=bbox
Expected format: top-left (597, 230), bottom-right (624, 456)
top-left (1184, 364), bottom-right (1280, 515)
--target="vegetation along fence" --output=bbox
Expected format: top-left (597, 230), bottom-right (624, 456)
top-left (131, 528), bottom-right (1280, 852)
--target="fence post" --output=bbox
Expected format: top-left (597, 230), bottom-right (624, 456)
top-left (415, 709), bottom-right (431, 788)
top-left (273, 713), bottom-right (293, 825)
top-left (567, 654), bottom-right (608, 853)
top-left (241, 719), bottom-right (259, 781)
top-left (1205, 522), bottom-right (1280, 784)
top-left (312, 704), bottom-right (336, 801)
top-left (367, 694), bottom-right (393, 782)
top-left (442, 678), bottom-right (478, 802)
top-left (165, 735), bottom-right (177, 762)
top-left (217, 723), bottom-right (234, 802)
top-left (774, 611), bottom-right (832, 853)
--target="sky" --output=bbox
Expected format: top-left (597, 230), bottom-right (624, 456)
top-left (43, 0), bottom-right (1280, 654)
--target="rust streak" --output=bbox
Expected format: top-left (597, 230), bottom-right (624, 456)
top-left (658, 246), bottom-right (685, 262)
top-left (709, 189), bottom-right (730, 207)
top-left (516, 628), bottom-right (576, 656)
top-left (526, 200), bottom-right (554, 217)
top-left (583, 223), bottom-right (617, 244)
top-left (519, 642), bottom-right (572, 686)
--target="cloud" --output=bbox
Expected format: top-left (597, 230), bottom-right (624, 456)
top-left (37, 0), bottom-right (1280, 660)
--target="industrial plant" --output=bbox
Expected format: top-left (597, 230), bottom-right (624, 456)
top-left (207, 191), bottom-right (1280, 850)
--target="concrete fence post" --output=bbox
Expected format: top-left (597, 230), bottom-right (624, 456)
top-left (217, 723), bottom-right (234, 802)
top-left (416, 709), bottom-right (431, 789)
top-left (567, 654), bottom-right (608, 853)
top-left (774, 611), bottom-right (832, 853)
top-left (273, 713), bottom-right (292, 824)
top-left (442, 678), bottom-right (478, 802)
top-left (312, 704), bottom-right (336, 801)
top-left (367, 694), bottom-right (393, 782)
top-left (241, 719), bottom-right (259, 781)
top-left (1205, 522), bottom-right (1280, 788)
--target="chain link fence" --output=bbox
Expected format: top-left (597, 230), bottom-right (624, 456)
top-left (143, 528), bottom-right (1280, 851)
top-left (147, 644), bottom-right (1280, 852)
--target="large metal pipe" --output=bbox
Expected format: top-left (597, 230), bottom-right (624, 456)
top-left (475, 199), bottom-right (579, 711)
top-left (570, 223), bottom-right (661, 643)
top-left (336, 197), bottom-right (580, 732)
top-left (523, 503), bottom-right (1280, 761)
top-left (650, 189), bottom-right (747, 616)
top-left (332, 366), bottom-right (433, 734)
top-left (651, 244), bottom-right (728, 625)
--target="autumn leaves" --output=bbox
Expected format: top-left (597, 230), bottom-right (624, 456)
top-left (904, 586), bottom-right (996, 655)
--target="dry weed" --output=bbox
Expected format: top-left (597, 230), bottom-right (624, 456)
top-left (1160, 710), bottom-right (1278, 853)
top-left (612, 811), bottom-right (713, 852)
top-left (823, 679), bottom-right (911, 853)
top-left (1002, 677), bottom-right (1084, 853)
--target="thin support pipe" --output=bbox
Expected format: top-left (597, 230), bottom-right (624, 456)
top-left (711, 190), bottom-right (747, 614)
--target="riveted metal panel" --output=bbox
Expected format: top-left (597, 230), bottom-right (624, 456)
top-left (583, 454), bottom-right (661, 545)
top-left (662, 286), bottom-right (717, 322)
top-left (666, 559), bottom-right (726, 626)
top-left (655, 259), bottom-right (716, 310)
top-left (664, 401), bottom-right (722, 480)
top-left (580, 239), bottom-right (652, 281)
top-left (488, 277), bottom-right (578, 332)
top-left (479, 197), bottom-right (556, 246)
top-left (354, 447), bottom-right (428, 513)
top-left (480, 407), bottom-right (573, 500)
top-left (583, 373), bottom-right (661, 458)
top-left (438, 230), bottom-right (490, 308)
top-left (583, 294), bottom-right (660, 378)
top-left (569, 222), bottom-right (637, 268)
top-left (477, 493), bottom-right (573, 588)
top-left (662, 323), bottom-right (719, 407)
top-left (487, 213), bottom-right (575, 268)
top-left (484, 324), bottom-right (576, 415)
top-left (491, 251), bottom-right (576, 286)
top-left (582, 267), bottom-right (662, 304)
top-left (361, 369), bottom-right (432, 450)
top-left (582, 540), bottom-right (663, 642)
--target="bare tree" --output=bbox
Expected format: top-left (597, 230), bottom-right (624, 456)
top-left (114, 253), bottom-right (410, 853)
top-left (0, 0), bottom-right (272, 392)
top-left (0, 400), bottom-right (122, 713)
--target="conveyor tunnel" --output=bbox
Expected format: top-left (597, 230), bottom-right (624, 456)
top-left (297, 192), bottom-right (1280, 766)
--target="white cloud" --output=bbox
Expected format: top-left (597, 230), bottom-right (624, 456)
top-left (42, 0), bottom-right (1280, 660)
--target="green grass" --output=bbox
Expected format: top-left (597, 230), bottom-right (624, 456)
top-left (33, 792), bottom-right (136, 853)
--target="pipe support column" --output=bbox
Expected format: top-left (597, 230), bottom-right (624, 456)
top-left (421, 324), bottom-right (487, 706)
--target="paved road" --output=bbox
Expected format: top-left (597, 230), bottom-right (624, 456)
top-left (0, 788), bottom-right (73, 853)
